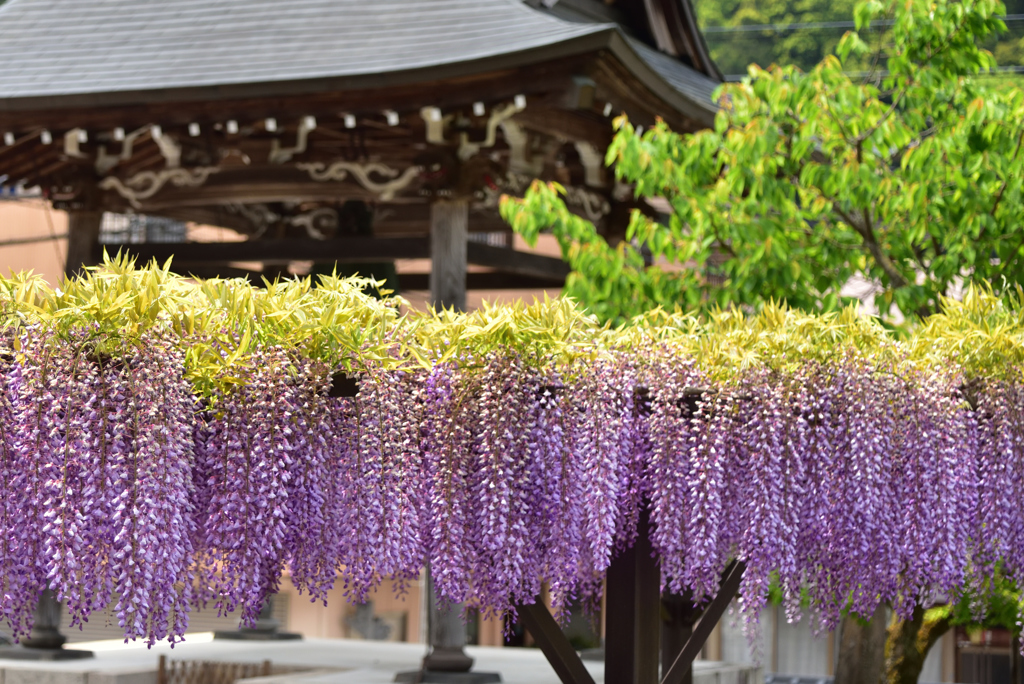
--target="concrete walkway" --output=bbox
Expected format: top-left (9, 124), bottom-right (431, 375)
top-left (0, 633), bottom-right (761, 684)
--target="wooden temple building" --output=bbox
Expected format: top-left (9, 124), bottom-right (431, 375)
top-left (0, 1), bottom-right (727, 683)
top-left (0, 0), bottom-right (720, 310)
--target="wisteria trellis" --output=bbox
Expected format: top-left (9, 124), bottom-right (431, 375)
top-left (0, 258), bottom-right (1022, 646)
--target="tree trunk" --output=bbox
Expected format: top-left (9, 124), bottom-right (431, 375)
top-left (883, 605), bottom-right (951, 684)
top-left (834, 605), bottom-right (887, 684)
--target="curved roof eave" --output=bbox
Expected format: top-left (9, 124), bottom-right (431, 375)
top-left (0, 26), bottom-right (718, 128)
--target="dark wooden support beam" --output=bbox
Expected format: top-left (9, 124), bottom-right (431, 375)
top-left (430, 199), bottom-right (468, 312)
top-left (466, 242), bottom-right (571, 281)
top-left (66, 208), bottom-right (103, 280)
top-left (660, 560), bottom-right (745, 684)
top-left (399, 272), bottom-right (563, 291)
top-left (605, 508), bottom-right (661, 684)
top-left (104, 237), bottom-right (431, 265)
top-left (110, 239), bottom-right (570, 284)
top-left (516, 602), bottom-right (596, 684)
top-left (661, 592), bottom-right (700, 684)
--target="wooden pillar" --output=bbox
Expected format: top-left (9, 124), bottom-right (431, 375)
top-left (430, 199), bottom-right (467, 312)
top-left (605, 508), bottom-right (661, 684)
top-left (64, 208), bottom-right (103, 280)
top-left (425, 198), bottom-right (472, 675)
top-left (662, 593), bottom-right (698, 684)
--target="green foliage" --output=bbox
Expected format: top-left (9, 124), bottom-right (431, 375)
top-left (695, 0), bottom-right (859, 74)
top-left (695, 0), bottom-right (1024, 76)
top-left (7, 257), bottom-right (1024, 398)
top-left (924, 571), bottom-right (1024, 633)
top-left (504, 0), bottom-right (1024, 326)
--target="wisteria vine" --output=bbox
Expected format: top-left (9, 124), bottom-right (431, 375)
top-left (0, 261), bottom-right (1022, 647)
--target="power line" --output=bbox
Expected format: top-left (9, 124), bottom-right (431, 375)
top-left (703, 13), bottom-right (1024, 33)
top-left (0, 232), bottom-right (68, 249)
top-left (724, 64), bottom-right (1024, 81)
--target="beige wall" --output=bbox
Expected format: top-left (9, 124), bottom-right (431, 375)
top-left (0, 200), bottom-right (68, 285)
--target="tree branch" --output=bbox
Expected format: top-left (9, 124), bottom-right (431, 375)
top-left (833, 204), bottom-right (909, 288)
top-left (990, 127), bottom-right (1024, 219)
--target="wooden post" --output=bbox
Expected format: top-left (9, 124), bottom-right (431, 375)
top-left (605, 508), bottom-right (660, 684)
top-left (660, 561), bottom-right (745, 684)
top-left (661, 593), bottom-right (697, 684)
top-left (429, 200), bottom-right (467, 312)
top-left (516, 603), bottom-right (596, 684)
top-left (64, 208), bottom-right (103, 280)
top-left (1013, 633), bottom-right (1020, 684)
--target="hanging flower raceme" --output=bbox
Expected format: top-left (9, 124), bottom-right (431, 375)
top-left (419, 360), bottom-right (475, 605)
top-left (110, 333), bottom-right (197, 644)
top-left (0, 329), bottom-right (56, 640)
top-left (442, 351), bottom-right (542, 614)
top-left (333, 362), bottom-right (423, 602)
top-left (3, 261), bottom-right (1024, 649)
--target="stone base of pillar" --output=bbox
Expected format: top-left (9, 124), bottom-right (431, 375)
top-left (0, 645), bottom-right (94, 661)
top-left (212, 628), bottom-right (302, 641)
top-left (393, 671), bottom-right (502, 683)
top-left (423, 647), bottom-right (474, 672)
top-left (214, 597), bottom-right (301, 641)
top-left (213, 615), bottom-right (302, 641)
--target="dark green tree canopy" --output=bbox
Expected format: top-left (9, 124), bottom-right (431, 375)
top-left (696, 0), bottom-right (1024, 76)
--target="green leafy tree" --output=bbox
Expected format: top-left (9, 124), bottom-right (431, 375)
top-left (503, 0), bottom-right (1024, 327)
top-left (503, 0), bottom-right (1024, 680)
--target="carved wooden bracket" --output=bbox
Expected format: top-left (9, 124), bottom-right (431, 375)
top-left (94, 126), bottom-right (150, 174)
top-left (99, 167), bottom-right (219, 209)
top-left (296, 161), bottom-right (421, 201)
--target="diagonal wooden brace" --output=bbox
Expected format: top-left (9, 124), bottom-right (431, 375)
top-left (515, 602), bottom-right (597, 684)
top-left (660, 560), bottom-right (746, 684)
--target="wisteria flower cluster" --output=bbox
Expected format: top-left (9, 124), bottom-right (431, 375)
top-left (0, 260), bottom-right (1023, 646)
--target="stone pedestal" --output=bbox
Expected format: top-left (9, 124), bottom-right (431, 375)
top-left (394, 568), bottom-right (500, 683)
top-left (0, 590), bottom-right (93, 661)
top-left (214, 597), bottom-right (301, 641)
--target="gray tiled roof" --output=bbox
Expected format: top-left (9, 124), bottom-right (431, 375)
top-left (0, 0), bottom-right (717, 117)
top-left (627, 38), bottom-right (720, 117)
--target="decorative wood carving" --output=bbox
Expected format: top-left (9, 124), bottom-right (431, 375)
top-left (99, 167), bottom-right (219, 209)
top-left (500, 120), bottom-right (544, 176)
top-left (152, 128), bottom-right (182, 168)
top-left (63, 129), bottom-right (87, 159)
top-left (420, 107), bottom-right (453, 145)
top-left (296, 161), bottom-right (420, 201)
top-left (226, 202), bottom-right (278, 238)
top-left (288, 207), bottom-right (339, 240)
top-left (268, 116), bottom-right (317, 164)
top-left (94, 126), bottom-right (149, 174)
top-left (562, 184), bottom-right (611, 222)
top-left (457, 101), bottom-right (523, 160)
top-left (499, 172), bottom-right (611, 222)
top-left (574, 141), bottom-right (605, 188)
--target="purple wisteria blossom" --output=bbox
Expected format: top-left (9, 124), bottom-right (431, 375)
top-left (1, 331), bottom-right (1021, 648)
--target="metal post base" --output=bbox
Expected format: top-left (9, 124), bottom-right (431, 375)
top-left (0, 646), bottom-right (94, 661)
top-left (393, 671), bottom-right (502, 683)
